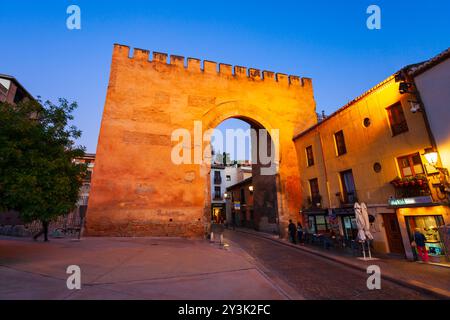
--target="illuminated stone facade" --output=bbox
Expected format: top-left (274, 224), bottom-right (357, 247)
top-left (86, 44), bottom-right (317, 237)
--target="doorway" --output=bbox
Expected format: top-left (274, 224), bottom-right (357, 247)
top-left (382, 214), bottom-right (405, 254)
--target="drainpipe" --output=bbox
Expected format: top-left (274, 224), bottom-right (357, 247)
top-left (318, 129), bottom-right (332, 210)
top-left (403, 70), bottom-right (438, 150)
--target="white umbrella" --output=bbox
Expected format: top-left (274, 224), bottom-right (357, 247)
top-left (360, 202), bottom-right (374, 240)
top-left (354, 202), bottom-right (366, 242)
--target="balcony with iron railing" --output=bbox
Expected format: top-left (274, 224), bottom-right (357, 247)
top-left (336, 191), bottom-right (358, 207)
top-left (390, 174), bottom-right (432, 198)
top-left (214, 177), bottom-right (222, 185)
top-left (391, 121), bottom-right (409, 136)
top-left (307, 194), bottom-right (322, 209)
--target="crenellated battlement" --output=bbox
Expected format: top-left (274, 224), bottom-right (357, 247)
top-left (113, 43), bottom-right (312, 87)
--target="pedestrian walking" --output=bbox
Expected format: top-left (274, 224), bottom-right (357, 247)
top-left (412, 228), bottom-right (429, 263)
top-left (231, 211), bottom-right (236, 230)
top-left (33, 219), bottom-right (50, 242)
top-left (297, 222), bottom-right (303, 244)
top-left (288, 220), bottom-right (297, 244)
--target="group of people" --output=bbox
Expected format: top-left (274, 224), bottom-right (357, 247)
top-left (288, 220), bottom-right (431, 263)
top-left (288, 220), bottom-right (304, 245)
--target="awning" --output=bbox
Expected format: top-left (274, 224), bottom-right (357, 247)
top-left (302, 208), bottom-right (328, 216)
top-left (332, 208), bottom-right (355, 216)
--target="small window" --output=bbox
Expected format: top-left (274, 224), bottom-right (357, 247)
top-left (0, 79), bottom-right (11, 96)
top-left (309, 178), bottom-right (320, 199)
top-left (226, 175), bottom-right (231, 181)
top-left (240, 188), bottom-right (246, 204)
top-left (363, 118), bottom-right (371, 127)
top-left (397, 153), bottom-right (424, 177)
top-left (214, 186), bottom-right (221, 200)
top-left (306, 145), bottom-right (314, 166)
top-left (213, 171), bottom-right (222, 184)
top-left (334, 130), bottom-right (347, 156)
top-left (387, 102), bottom-right (408, 136)
top-left (340, 169), bottom-right (357, 204)
top-left (0, 83), bottom-right (8, 95)
top-left (373, 162), bottom-right (382, 173)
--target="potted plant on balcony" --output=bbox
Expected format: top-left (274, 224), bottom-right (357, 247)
top-left (415, 174), bottom-right (427, 187)
top-left (391, 177), bottom-right (402, 188)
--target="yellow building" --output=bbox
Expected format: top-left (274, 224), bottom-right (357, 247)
top-left (293, 65), bottom-right (449, 262)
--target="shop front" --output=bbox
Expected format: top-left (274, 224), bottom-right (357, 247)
top-left (393, 202), bottom-right (450, 263)
top-left (405, 215), bottom-right (445, 256)
top-left (303, 208), bottom-right (360, 240)
top-left (302, 209), bottom-right (330, 234)
top-left (333, 208), bottom-right (358, 241)
top-left (211, 203), bottom-right (226, 223)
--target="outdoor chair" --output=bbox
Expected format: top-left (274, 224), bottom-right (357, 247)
top-left (304, 233), bottom-right (312, 244)
top-left (350, 240), bottom-right (362, 256)
top-left (322, 234), bottom-right (334, 250)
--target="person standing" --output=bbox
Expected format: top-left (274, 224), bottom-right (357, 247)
top-left (297, 222), bottom-right (304, 244)
top-left (33, 219), bottom-right (50, 242)
top-left (231, 211), bottom-right (236, 230)
top-left (288, 220), bottom-right (297, 244)
top-left (413, 228), bottom-right (429, 263)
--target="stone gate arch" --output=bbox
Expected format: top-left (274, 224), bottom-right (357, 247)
top-left (204, 112), bottom-right (280, 233)
top-left (86, 44), bottom-right (317, 238)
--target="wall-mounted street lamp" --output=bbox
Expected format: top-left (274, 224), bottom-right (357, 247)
top-left (424, 149), bottom-right (439, 167)
top-left (248, 185), bottom-right (254, 193)
top-left (399, 82), bottom-right (415, 94)
top-left (395, 71), bottom-right (416, 95)
top-left (223, 192), bottom-right (229, 199)
top-left (423, 148), bottom-right (450, 198)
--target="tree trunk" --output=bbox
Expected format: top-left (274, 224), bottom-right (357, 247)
top-left (43, 220), bottom-right (49, 242)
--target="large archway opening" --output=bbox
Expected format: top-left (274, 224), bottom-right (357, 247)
top-left (207, 117), bottom-right (279, 234)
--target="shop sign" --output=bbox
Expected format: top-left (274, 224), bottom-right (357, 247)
top-left (388, 196), bottom-right (433, 207)
top-left (234, 202), bottom-right (241, 210)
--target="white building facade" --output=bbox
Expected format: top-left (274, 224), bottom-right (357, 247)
top-left (210, 164), bottom-right (252, 223)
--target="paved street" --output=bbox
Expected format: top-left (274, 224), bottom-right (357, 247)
top-left (224, 230), bottom-right (436, 300)
top-left (0, 232), bottom-right (441, 300)
top-left (0, 236), bottom-right (290, 300)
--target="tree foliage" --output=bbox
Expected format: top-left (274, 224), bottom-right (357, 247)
top-left (0, 98), bottom-right (87, 223)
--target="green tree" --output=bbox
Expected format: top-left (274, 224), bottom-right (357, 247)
top-left (0, 98), bottom-right (87, 241)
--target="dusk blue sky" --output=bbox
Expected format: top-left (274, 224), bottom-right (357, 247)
top-left (1, 1), bottom-right (449, 157)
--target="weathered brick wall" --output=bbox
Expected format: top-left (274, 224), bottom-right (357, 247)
top-left (86, 44), bottom-right (317, 238)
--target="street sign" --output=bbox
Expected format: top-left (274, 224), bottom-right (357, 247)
top-left (388, 196), bottom-right (433, 207)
